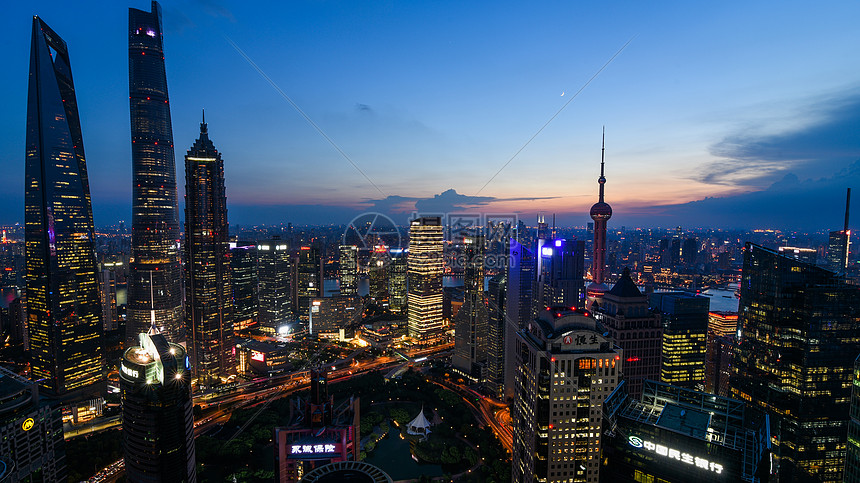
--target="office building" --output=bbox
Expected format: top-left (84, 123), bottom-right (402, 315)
top-left (387, 248), bottom-right (407, 313)
top-left (184, 116), bottom-right (235, 387)
top-left (504, 239), bottom-right (535, 401)
top-left (128, 1), bottom-right (184, 344)
top-left (731, 243), bottom-right (860, 481)
top-left (295, 245), bottom-right (322, 323)
top-left (99, 261), bottom-right (122, 332)
top-left (231, 241), bottom-right (258, 331)
top-left (310, 295), bottom-right (362, 339)
top-left (601, 380), bottom-right (771, 482)
top-left (369, 245), bottom-right (389, 303)
top-left (0, 367), bottom-right (66, 482)
top-left (258, 238), bottom-right (292, 335)
top-left (594, 268), bottom-right (661, 399)
top-left (846, 355), bottom-right (860, 483)
top-left (485, 273), bottom-right (507, 399)
top-left (25, 16), bottom-right (104, 397)
top-left (121, 332), bottom-right (196, 482)
top-left (828, 229), bottom-right (851, 273)
top-left (778, 246), bottom-right (817, 265)
top-left (512, 307), bottom-right (622, 482)
top-left (236, 339), bottom-right (292, 377)
top-left (407, 217), bottom-right (444, 345)
top-left (453, 235), bottom-right (488, 381)
top-left (708, 311), bottom-right (738, 337)
top-left (536, 239), bottom-right (586, 311)
top-left (587, 132), bottom-right (612, 305)
top-left (650, 291), bottom-right (709, 390)
top-left (274, 370), bottom-right (359, 482)
top-left (338, 245), bottom-right (358, 296)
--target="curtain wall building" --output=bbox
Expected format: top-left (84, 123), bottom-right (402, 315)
top-left (128, 1), bottom-right (184, 344)
top-left (407, 217), bottom-right (444, 345)
top-left (184, 117), bottom-right (235, 387)
top-left (731, 243), bottom-right (860, 482)
top-left (25, 16), bottom-right (104, 398)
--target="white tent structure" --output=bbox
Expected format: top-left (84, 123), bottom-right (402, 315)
top-left (407, 406), bottom-right (433, 439)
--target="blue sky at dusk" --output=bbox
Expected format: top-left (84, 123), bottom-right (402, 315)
top-left (1, 0), bottom-right (859, 229)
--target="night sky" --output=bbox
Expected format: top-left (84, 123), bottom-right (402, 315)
top-left (2, 0), bottom-right (859, 229)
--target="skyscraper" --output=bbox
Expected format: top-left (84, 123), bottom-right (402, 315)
top-left (184, 116), bottom-right (235, 387)
top-left (121, 332), bottom-right (196, 482)
top-left (0, 366), bottom-right (67, 482)
top-left (338, 245), bottom-right (358, 296)
top-left (512, 308), bottom-right (622, 482)
top-left (535, 238), bottom-right (586, 311)
top-left (25, 16), bottom-right (104, 397)
top-left (295, 245), bottom-right (322, 323)
top-left (846, 355), bottom-right (860, 483)
top-left (485, 273), bottom-right (507, 399)
top-left (504, 238), bottom-right (535, 400)
top-left (407, 217), bottom-right (444, 345)
top-left (650, 291), bottom-right (709, 390)
top-left (128, 1), bottom-right (184, 343)
top-left (231, 241), bottom-right (258, 331)
top-left (369, 245), bottom-right (389, 303)
top-left (731, 243), bottom-right (860, 481)
top-left (594, 268), bottom-right (661, 399)
top-left (258, 238), bottom-right (291, 335)
top-left (453, 234), bottom-right (487, 381)
top-left (388, 248), bottom-right (407, 313)
top-left (587, 131), bottom-right (612, 306)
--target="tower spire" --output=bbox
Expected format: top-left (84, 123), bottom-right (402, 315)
top-left (598, 126), bottom-right (606, 203)
top-left (201, 108), bottom-right (207, 134)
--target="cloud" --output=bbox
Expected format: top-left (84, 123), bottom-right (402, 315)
top-left (702, 86), bottom-right (860, 186)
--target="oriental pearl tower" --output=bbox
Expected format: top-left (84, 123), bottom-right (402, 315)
top-left (587, 129), bottom-right (611, 307)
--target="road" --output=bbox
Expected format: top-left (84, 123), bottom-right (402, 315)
top-left (83, 354), bottom-right (407, 482)
top-left (431, 378), bottom-right (513, 452)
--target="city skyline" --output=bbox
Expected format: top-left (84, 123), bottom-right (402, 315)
top-left (2, 1), bottom-right (860, 230)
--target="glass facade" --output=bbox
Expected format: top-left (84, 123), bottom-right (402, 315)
top-left (650, 291), bottom-right (709, 390)
top-left (731, 243), bottom-right (860, 482)
top-left (257, 239), bottom-right (291, 334)
top-left (338, 245), bottom-right (358, 296)
top-left (387, 248), bottom-right (407, 313)
top-left (295, 245), bottom-right (321, 323)
top-left (231, 241), bottom-right (258, 331)
top-left (25, 16), bottom-right (104, 396)
top-left (407, 217), bottom-right (444, 345)
top-left (846, 355), bottom-right (860, 483)
top-left (453, 234), bottom-right (487, 380)
top-left (128, 1), bottom-right (184, 344)
top-left (121, 332), bottom-right (196, 482)
top-left (184, 119), bottom-right (235, 387)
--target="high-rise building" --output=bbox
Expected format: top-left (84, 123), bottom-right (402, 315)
top-left (258, 238), bottom-right (291, 335)
top-left (587, 132), bottom-right (612, 306)
top-left (231, 241), bottom-right (258, 331)
top-left (704, 311), bottom-right (737, 397)
top-left (121, 332), bottom-right (196, 482)
top-left (682, 237), bottom-right (698, 265)
top-left (369, 245), bottom-right (389, 303)
top-left (512, 308), bottom-right (622, 482)
top-left (828, 229), bottom-right (851, 273)
top-left (338, 245), bottom-right (358, 296)
top-left (295, 245), bottom-right (322, 323)
top-left (25, 16), bottom-right (104, 397)
top-left (99, 261), bottom-right (122, 332)
top-left (309, 295), bottom-right (362, 339)
top-left (485, 273), bottom-right (507, 399)
top-left (846, 355), bottom-right (860, 483)
top-left (387, 248), bottom-right (407, 313)
top-left (594, 268), bottom-right (661, 399)
top-left (650, 292), bottom-right (709, 390)
top-left (407, 217), bottom-right (444, 345)
top-left (504, 239), bottom-right (535, 401)
top-left (0, 366), bottom-right (67, 482)
top-left (128, 1), bottom-right (184, 344)
top-left (601, 380), bottom-right (771, 482)
top-left (453, 235), bottom-right (487, 381)
top-left (184, 117), bottom-right (235, 387)
top-left (731, 243), bottom-right (860, 481)
top-left (536, 239), bottom-right (586, 311)
top-left (778, 246), bottom-right (818, 264)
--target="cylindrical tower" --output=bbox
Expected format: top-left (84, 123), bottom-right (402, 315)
top-left (587, 131), bottom-right (612, 305)
top-left (121, 332), bottom-right (196, 482)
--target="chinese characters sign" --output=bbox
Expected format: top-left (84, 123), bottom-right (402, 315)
top-left (628, 435), bottom-right (723, 474)
top-left (290, 443), bottom-right (337, 455)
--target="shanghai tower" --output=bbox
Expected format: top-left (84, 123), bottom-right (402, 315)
top-left (25, 17), bottom-right (104, 396)
top-left (128, 1), bottom-right (183, 343)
